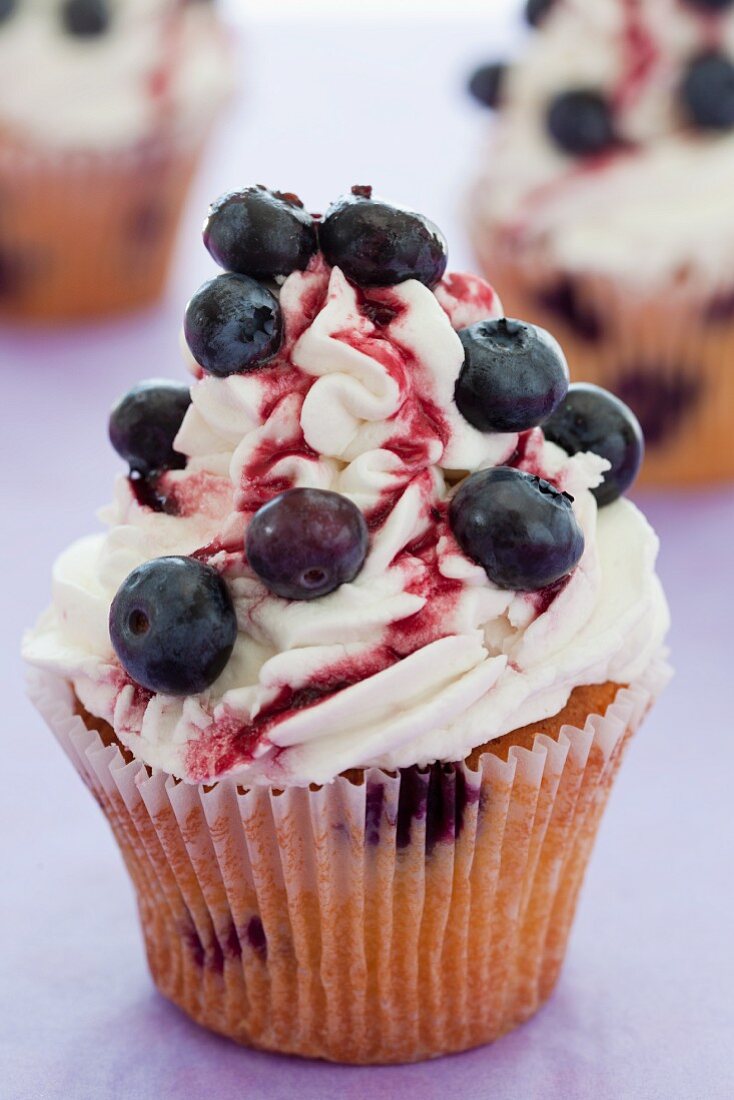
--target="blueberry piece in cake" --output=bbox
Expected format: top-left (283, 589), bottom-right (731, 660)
top-left (681, 53), bottom-right (734, 131)
top-left (468, 62), bottom-right (507, 109)
top-left (525, 0), bottom-right (556, 26)
top-left (204, 187), bottom-right (318, 280)
top-left (0, 0), bottom-right (17, 25)
top-left (109, 380), bottom-right (191, 477)
top-left (455, 317), bottom-right (568, 434)
top-left (319, 186), bottom-right (448, 289)
top-left (542, 383), bottom-right (644, 506)
top-left (547, 89), bottom-right (616, 156)
top-left (109, 557), bottom-right (237, 695)
top-left (61, 0), bottom-right (112, 37)
top-left (246, 488), bottom-right (369, 601)
top-left (684, 0), bottom-right (734, 9)
top-left (449, 466), bottom-right (584, 591)
top-left (184, 272), bottom-right (283, 376)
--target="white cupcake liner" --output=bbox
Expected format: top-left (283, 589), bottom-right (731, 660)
top-left (27, 657), bottom-right (671, 1064)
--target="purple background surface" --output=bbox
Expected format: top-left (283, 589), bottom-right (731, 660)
top-left (2, 12), bottom-right (733, 1100)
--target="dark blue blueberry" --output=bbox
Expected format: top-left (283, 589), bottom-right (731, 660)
top-left (109, 379), bottom-right (191, 477)
top-left (61, 0), bottom-right (111, 37)
top-left (455, 317), bottom-right (568, 434)
top-left (526, 0), bottom-right (556, 25)
top-left (468, 62), bottom-right (507, 109)
top-left (0, 0), bottom-right (18, 25)
top-left (542, 384), bottom-right (643, 507)
top-left (204, 186), bottom-right (318, 280)
top-left (184, 273), bottom-right (283, 377)
top-left (681, 53), bottom-right (734, 131)
top-left (685, 0), bottom-right (734, 9)
top-left (449, 466), bottom-right (584, 591)
top-left (246, 488), bottom-right (369, 601)
top-left (547, 90), bottom-right (616, 157)
top-left (109, 557), bottom-right (237, 695)
top-left (319, 186), bottom-right (448, 289)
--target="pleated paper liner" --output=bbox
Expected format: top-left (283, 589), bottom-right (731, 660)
top-left (28, 659), bottom-right (670, 1065)
top-left (0, 132), bottom-right (207, 323)
top-left (472, 231), bottom-right (734, 487)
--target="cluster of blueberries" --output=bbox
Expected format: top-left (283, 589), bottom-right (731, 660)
top-left (0, 0), bottom-right (213, 37)
top-left (107, 187), bottom-right (643, 697)
top-left (470, 0), bottom-right (734, 153)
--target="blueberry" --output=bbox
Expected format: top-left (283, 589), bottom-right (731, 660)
top-left (109, 557), bottom-right (237, 696)
top-left (449, 467), bottom-right (584, 591)
top-left (542, 384), bottom-right (643, 506)
top-left (246, 488), bottom-right (369, 600)
top-left (184, 273), bottom-right (283, 377)
top-left (685, 0), bottom-right (734, 8)
top-left (0, 0), bottom-right (18, 25)
top-left (455, 318), bottom-right (568, 434)
top-left (468, 62), bottom-right (506, 109)
top-left (204, 186), bottom-right (318, 280)
top-left (681, 53), bottom-right (734, 131)
top-left (526, 0), bottom-right (556, 25)
top-left (319, 186), bottom-right (448, 289)
top-left (547, 90), bottom-right (616, 156)
top-left (61, 0), bottom-right (111, 37)
top-left (109, 379), bottom-right (191, 477)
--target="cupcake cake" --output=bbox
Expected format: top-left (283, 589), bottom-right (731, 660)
top-left (0, 0), bottom-right (233, 321)
top-left (24, 185), bottom-right (670, 1064)
top-left (468, 0), bottom-right (734, 485)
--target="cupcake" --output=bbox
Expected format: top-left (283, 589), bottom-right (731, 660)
top-left (24, 184), bottom-right (670, 1064)
top-left (0, 0), bottom-right (233, 321)
top-left (468, 0), bottom-right (734, 485)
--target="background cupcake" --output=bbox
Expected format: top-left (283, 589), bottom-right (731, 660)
top-left (0, 0), bottom-right (233, 322)
top-left (468, 0), bottom-right (734, 486)
top-left (24, 185), bottom-right (669, 1063)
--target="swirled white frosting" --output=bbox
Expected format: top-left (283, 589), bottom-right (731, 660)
top-left (0, 1), bottom-right (233, 151)
top-left (24, 257), bottom-right (668, 785)
top-left (472, 0), bottom-right (734, 289)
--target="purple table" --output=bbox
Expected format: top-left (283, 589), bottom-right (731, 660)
top-left (2, 13), bottom-right (732, 1100)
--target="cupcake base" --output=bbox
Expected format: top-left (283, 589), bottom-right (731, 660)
top-left (28, 662), bottom-right (669, 1064)
top-left (0, 137), bottom-right (205, 322)
top-left (473, 235), bottom-right (734, 487)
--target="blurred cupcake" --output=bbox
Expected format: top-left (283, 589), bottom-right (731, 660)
top-left (468, 0), bottom-right (734, 485)
top-left (24, 185), bottom-right (669, 1063)
top-left (0, 0), bottom-right (233, 321)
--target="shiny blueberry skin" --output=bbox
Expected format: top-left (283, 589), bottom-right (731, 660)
top-left (246, 488), bottom-right (369, 600)
top-left (319, 188), bottom-right (448, 289)
top-left (681, 53), bottom-right (734, 131)
top-left (450, 467), bottom-right (584, 591)
top-left (543, 383), bottom-right (644, 507)
top-left (204, 187), bottom-right (318, 280)
top-left (468, 62), bottom-right (506, 109)
top-left (109, 379), bottom-right (191, 477)
top-left (526, 0), bottom-right (556, 25)
top-left (547, 90), bottom-right (616, 156)
top-left (0, 0), bottom-right (17, 24)
top-left (184, 273), bottom-right (283, 377)
top-left (109, 557), bottom-right (238, 696)
top-left (61, 0), bottom-right (111, 36)
top-left (455, 318), bottom-right (568, 434)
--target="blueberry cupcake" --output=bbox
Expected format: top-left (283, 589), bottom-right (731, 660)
top-left (24, 185), bottom-right (670, 1063)
top-left (0, 0), bottom-right (233, 321)
top-left (468, 0), bottom-right (734, 485)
